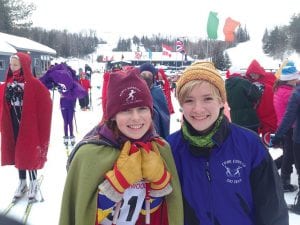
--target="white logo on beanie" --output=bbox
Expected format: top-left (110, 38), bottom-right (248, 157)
top-left (126, 89), bottom-right (137, 102)
top-left (120, 86), bottom-right (143, 105)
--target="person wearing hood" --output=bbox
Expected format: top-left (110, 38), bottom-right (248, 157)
top-left (245, 59), bottom-right (277, 144)
top-left (166, 61), bottom-right (288, 225)
top-left (225, 66), bottom-right (262, 132)
top-left (0, 52), bottom-right (52, 201)
top-left (59, 68), bottom-right (183, 225)
top-left (272, 61), bottom-right (299, 193)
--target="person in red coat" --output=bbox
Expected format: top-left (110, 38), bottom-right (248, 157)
top-left (0, 52), bottom-right (52, 201)
top-left (78, 72), bottom-right (91, 110)
top-left (156, 68), bottom-right (175, 114)
top-left (245, 59), bottom-right (277, 144)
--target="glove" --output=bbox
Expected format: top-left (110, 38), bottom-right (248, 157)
top-left (253, 82), bottom-right (265, 95)
top-left (105, 141), bottom-right (143, 194)
top-left (141, 141), bottom-right (171, 190)
top-left (269, 134), bottom-right (282, 148)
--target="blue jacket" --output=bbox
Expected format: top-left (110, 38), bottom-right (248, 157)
top-left (151, 85), bottom-right (170, 138)
top-left (276, 85), bottom-right (300, 143)
top-left (166, 118), bottom-right (288, 225)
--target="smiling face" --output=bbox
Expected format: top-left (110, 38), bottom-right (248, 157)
top-left (181, 81), bottom-right (224, 132)
top-left (115, 106), bottom-right (152, 139)
top-left (10, 57), bottom-right (21, 72)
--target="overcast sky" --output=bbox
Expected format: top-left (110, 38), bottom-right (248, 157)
top-left (25, 0), bottom-right (299, 41)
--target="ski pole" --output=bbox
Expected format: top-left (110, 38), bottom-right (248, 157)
top-left (89, 88), bottom-right (93, 110)
top-left (73, 110), bottom-right (78, 134)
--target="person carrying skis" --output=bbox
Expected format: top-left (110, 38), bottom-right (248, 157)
top-left (0, 52), bottom-right (52, 201)
top-left (59, 68), bottom-right (183, 225)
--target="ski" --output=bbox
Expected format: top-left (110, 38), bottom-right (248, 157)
top-left (65, 142), bottom-right (75, 157)
top-left (2, 198), bottom-right (20, 215)
top-left (21, 175), bottom-right (45, 224)
top-left (22, 200), bottom-right (34, 224)
top-left (65, 144), bottom-right (70, 157)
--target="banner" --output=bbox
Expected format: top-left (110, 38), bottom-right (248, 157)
top-left (176, 39), bottom-right (185, 53)
top-left (223, 17), bottom-right (240, 42)
top-left (162, 44), bottom-right (172, 57)
top-left (207, 11), bottom-right (219, 40)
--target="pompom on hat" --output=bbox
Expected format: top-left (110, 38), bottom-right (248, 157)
top-left (280, 61), bottom-right (300, 81)
top-left (176, 61), bottom-right (226, 103)
top-left (105, 68), bottom-right (153, 120)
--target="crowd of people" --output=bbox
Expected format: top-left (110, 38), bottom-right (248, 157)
top-left (0, 52), bottom-right (299, 224)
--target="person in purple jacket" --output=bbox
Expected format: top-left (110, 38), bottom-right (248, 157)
top-left (166, 61), bottom-right (288, 225)
top-left (59, 94), bottom-right (76, 146)
top-left (39, 63), bottom-right (87, 147)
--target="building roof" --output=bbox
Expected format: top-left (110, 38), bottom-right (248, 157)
top-left (0, 32), bottom-right (56, 55)
top-left (0, 40), bottom-right (17, 55)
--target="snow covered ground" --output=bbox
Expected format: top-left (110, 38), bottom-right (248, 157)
top-left (0, 71), bottom-right (299, 224)
top-left (1, 39), bottom-right (300, 224)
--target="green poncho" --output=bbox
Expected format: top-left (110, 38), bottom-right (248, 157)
top-left (59, 140), bottom-right (183, 225)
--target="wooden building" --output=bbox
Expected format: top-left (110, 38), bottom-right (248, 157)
top-left (0, 32), bottom-right (56, 81)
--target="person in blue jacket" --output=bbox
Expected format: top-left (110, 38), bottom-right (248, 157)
top-left (139, 63), bottom-right (170, 138)
top-left (270, 83), bottom-right (300, 214)
top-left (166, 61), bottom-right (288, 225)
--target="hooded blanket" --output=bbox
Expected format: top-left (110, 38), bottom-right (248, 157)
top-left (1, 52), bottom-right (52, 170)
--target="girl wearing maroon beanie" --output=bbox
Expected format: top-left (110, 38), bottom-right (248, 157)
top-left (59, 68), bottom-right (183, 225)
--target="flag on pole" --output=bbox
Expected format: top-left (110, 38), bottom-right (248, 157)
top-left (223, 17), bottom-right (240, 42)
top-left (176, 39), bottom-right (185, 53)
top-left (162, 44), bottom-right (172, 57)
top-left (207, 11), bottom-right (219, 39)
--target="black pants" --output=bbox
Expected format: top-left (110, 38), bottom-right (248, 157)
top-left (79, 94), bottom-right (89, 109)
top-left (293, 142), bottom-right (300, 182)
top-left (281, 129), bottom-right (294, 178)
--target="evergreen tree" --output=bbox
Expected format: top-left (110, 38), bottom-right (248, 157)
top-left (289, 14), bottom-right (300, 53)
top-left (0, 0), bottom-right (35, 33)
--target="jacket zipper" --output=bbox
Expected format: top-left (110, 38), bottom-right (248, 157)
top-left (205, 160), bottom-right (215, 224)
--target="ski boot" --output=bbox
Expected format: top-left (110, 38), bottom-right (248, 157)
top-left (14, 179), bottom-right (27, 200)
top-left (63, 136), bottom-right (69, 146)
top-left (288, 191), bottom-right (300, 215)
top-left (282, 176), bottom-right (298, 193)
top-left (70, 136), bottom-right (76, 146)
top-left (28, 179), bottom-right (38, 202)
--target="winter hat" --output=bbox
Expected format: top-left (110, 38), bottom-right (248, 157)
top-left (191, 61), bottom-right (216, 70)
top-left (139, 62), bottom-right (157, 76)
top-left (227, 66), bottom-right (242, 77)
top-left (105, 68), bottom-right (153, 120)
top-left (176, 61), bottom-right (226, 103)
top-left (280, 61), bottom-right (300, 81)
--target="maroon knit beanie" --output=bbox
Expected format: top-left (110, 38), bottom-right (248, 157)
top-left (105, 68), bottom-right (153, 120)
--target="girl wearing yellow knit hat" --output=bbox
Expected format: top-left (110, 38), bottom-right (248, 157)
top-left (166, 62), bottom-right (288, 225)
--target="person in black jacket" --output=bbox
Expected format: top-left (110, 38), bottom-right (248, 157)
top-left (225, 68), bottom-right (262, 133)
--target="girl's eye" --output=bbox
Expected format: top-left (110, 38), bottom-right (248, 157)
top-left (183, 98), bottom-right (193, 103)
top-left (140, 107), bottom-right (148, 110)
top-left (204, 97), bottom-right (214, 101)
